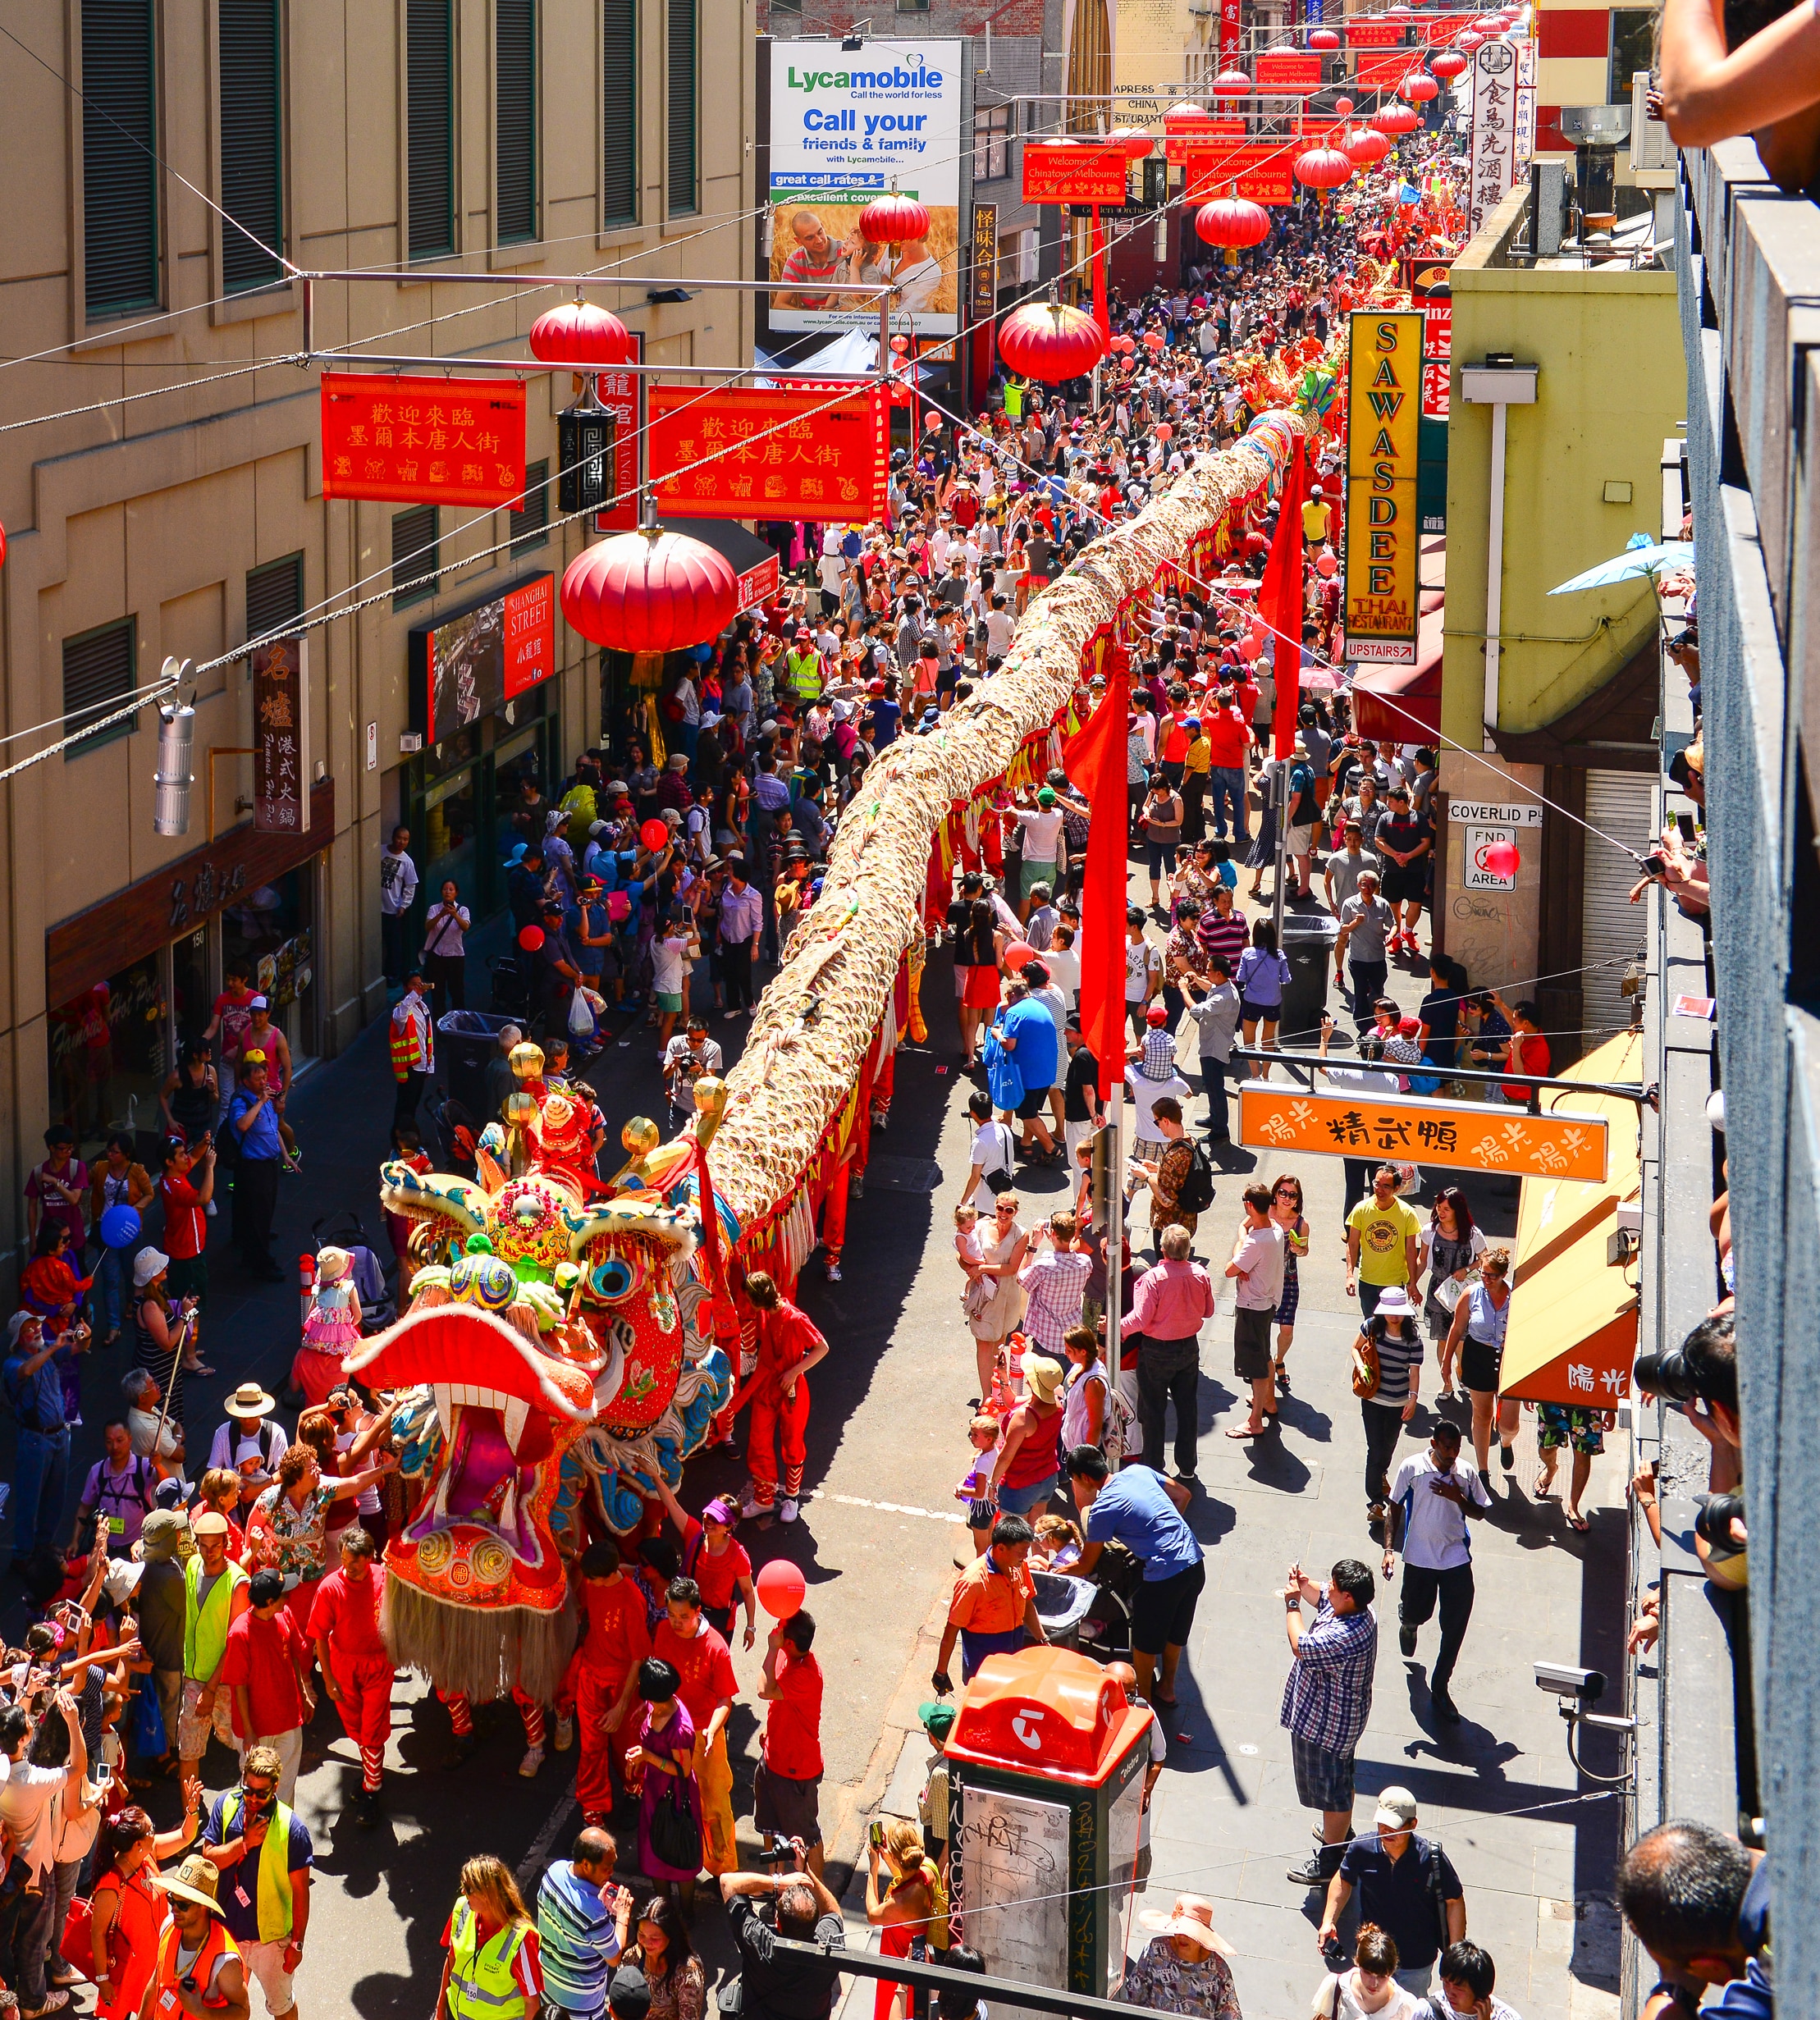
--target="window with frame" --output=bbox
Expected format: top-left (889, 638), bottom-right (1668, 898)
top-left (666, 0), bottom-right (697, 216)
top-left (62, 620), bottom-right (138, 756)
top-left (1608, 7), bottom-right (1654, 102)
top-left (975, 104), bottom-right (1012, 182)
top-left (83, 0), bottom-right (159, 318)
top-left (602, 0), bottom-right (638, 226)
top-left (218, 0), bottom-right (286, 290)
top-left (897, 0), bottom-right (931, 12)
top-left (392, 506), bottom-right (441, 609)
top-left (406, 0), bottom-right (455, 260)
top-left (511, 461), bottom-right (550, 555)
top-left (245, 554), bottom-right (305, 642)
top-left (496, 0), bottom-right (537, 244)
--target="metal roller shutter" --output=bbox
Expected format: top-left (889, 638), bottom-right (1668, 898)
top-left (407, 0), bottom-right (455, 260)
top-left (665, 0), bottom-right (697, 217)
top-left (601, 0), bottom-right (638, 226)
top-left (1581, 770), bottom-right (1655, 1045)
top-left (496, 0), bottom-right (537, 245)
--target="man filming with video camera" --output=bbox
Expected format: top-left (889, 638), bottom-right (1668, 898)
top-left (1633, 1313), bottom-right (1747, 1587)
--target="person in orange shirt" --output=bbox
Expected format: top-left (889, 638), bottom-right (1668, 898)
top-left (733, 1273), bottom-right (830, 1524)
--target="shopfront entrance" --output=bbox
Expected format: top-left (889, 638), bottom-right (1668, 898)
top-left (44, 779), bottom-right (334, 1162)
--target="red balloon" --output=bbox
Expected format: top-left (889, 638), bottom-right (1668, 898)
top-left (1315, 550), bottom-right (1338, 578)
top-left (1239, 633), bottom-right (1262, 661)
top-left (519, 925), bottom-right (546, 953)
top-left (1143, 329), bottom-right (1166, 349)
top-left (640, 818), bottom-right (670, 851)
top-left (1155, 422), bottom-right (1174, 443)
top-left (756, 1560), bottom-right (807, 1620)
top-left (1483, 839), bottom-right (1521, 880)
top-left (1004, 941), bottom-right (1039, 969)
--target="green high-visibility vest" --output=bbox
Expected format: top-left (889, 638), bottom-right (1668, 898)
top-left (182, 1553), bottom-right (248, 1682)
top-left (446, 1898), bottom-right (533, 2019)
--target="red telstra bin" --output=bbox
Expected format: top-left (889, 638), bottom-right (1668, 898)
top-left (943, 1646), bottom-right (1153, 2013)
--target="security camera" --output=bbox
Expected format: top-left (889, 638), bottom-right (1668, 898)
top-left (1534, 1661), bottom-right (1606, 1701)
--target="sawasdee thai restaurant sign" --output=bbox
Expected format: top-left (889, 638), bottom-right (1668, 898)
top-left (1345, 311), bottom-right (1422, 665)
top-left (768, 40), bottom-right (963, 337)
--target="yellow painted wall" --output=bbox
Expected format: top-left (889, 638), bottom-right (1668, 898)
top-left (1439, 184), bottom-right (1682, 756)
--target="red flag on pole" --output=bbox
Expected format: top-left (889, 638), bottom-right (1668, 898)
top-left (1260, 434), bottom-right (1309, 760)
top-left (1063, 662), bottom-right (1132, 1099)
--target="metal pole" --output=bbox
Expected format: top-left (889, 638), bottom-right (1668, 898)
top-left (1106, 1081), bottom-right (1125, 1370)
top-left (757, 1934), bottom-right (1141, 2020)
top-left (303, 267), bottom-right (890, 296)
top-left (308, 352), bottom-right (877, 381)
top-left (1483, 398), bottom-right (1507, 747)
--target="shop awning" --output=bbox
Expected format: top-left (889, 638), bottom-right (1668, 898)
top-left (659, 517), bottom-right (780, 611)
top-left (1347, 595), bottom-right (1444, 742)
top-left (1498, 1031), bottom-right (1644, 1406)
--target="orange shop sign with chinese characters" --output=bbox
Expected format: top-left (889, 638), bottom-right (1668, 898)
top-left (320, 372), bottom-right (528, 507)
top-left (1237, 1084), bottom-right (1610, 1182)
top-left (647, 386), bottom-right (888, 521)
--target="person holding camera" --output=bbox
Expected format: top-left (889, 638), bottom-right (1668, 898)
top-left (1316, 1788), bottom-right (1466, 1999)
top-left (1616, 1820), bottom-right (1769, 2018)
top-left (719, 1842), bottom-right (847, 2020)
top-left (195, 1743), bottom-right (313, 2018)
top-left (1283, 1560), bottom-right (1379, 1893)
top-left (2, 1309), bottom-right (75, 1574)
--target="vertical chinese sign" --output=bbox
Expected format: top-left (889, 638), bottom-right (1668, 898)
top-left (591, 330), bottom-right (644, 534)
top-left (1219, 0), bottom-right (1241, 67)
top-left (319, 373), bottom-right (528, 505)
top-left (644, 386), bottom-right (888, 520)
top-left (970, 202), bottom-right (999, 324)
top-left (1513, 35), bottom-right (1537, 171)
top-left (1344, 311), bottom-right (1423, 666)
top-left (252, 638), bottom-right (310, 834)
top-left (1467, 41), bottom-right (1518, 239)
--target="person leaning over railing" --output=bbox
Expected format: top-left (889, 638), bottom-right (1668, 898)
top-left (1661, 0), bottom-right (1820, 191)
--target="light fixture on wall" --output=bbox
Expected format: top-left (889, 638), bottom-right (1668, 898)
top-left (646, 287), bottom-right (693, 306)
top-left (843, 16), bottom-right (872, 48)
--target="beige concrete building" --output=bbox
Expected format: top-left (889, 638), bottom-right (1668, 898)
top-left (0, 0), bottom-right (755, 1263)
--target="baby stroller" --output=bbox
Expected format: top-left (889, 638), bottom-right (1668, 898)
top-left (1071, 1540), bottom-right (1141, 1662)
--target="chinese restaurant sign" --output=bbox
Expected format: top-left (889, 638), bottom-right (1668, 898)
top-left (1469, 40), bottom-right (1519, 236)
top-left (970, 202), bottom-right (999, 323)
top-left (1237, 1084), bottom-right (1610, 1182)
top-left (1021, 144), bottom-right (1129, 207)
top-left (590, 332), bottom-right (644, 532)
top-left (320, 373), bottom-right (528, 506)
top-left (647, 386), bottom-right (888, 520)
top-left (1345, 311), bottom-right (1423, 665)
top-left (252, 638), bottom-right (309, 835)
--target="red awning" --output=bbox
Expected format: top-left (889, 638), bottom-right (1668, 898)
top-left (1348, 595), bottom-right (1444, 741)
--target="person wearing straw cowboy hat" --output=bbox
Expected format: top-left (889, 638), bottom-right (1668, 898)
top-left (1122, 1895), bottom-right (1242, 2018)
top-left (149, 1853), bottom-right (251, 2018)
top-left (206, 1383), bottom-right (289, 1510)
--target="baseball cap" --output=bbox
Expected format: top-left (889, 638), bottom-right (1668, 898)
top-left (1373, 1787), bottom-right (1419, 1830)
top-left (192, 1511), bottom-right (231, 1538)
top-left (919, 1699), bottom-right (958, 1741)
top-left (249, 994), bottom-right (268, 1010)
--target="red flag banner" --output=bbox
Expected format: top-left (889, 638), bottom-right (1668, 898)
top-left (647, 386), bottom-right (887, 521)
top-left (1063, 673), bottom-right (1132, 1100)
top-left (1257, 51), bottom-right (1324, 90)
top-left (1181, 141), bottom-right (1296, 204)
top-left (1021, 144), bottom-right (1130, 206)
top-left (1260, 434), bottom-right (1308, 760)
top-left (321, 372), bottom-right (528, 506)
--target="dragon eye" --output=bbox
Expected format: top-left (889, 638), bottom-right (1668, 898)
top-left (589, 1256), bottom-right (638, 1302)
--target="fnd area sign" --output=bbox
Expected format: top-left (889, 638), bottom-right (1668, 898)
top-left (1238, 1085), bottom-right (1610, 1181)
top-left (1345, 312), bottom-right (1422, 665)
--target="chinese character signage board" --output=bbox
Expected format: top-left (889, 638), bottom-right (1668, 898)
top-left (1238, 1084), bottom-right (1610, 1181)
top-left (1468, 40), bottom-right (1519, 237)
top-left (1021, 145), bottom-right (1128, 207)
top-left (1409, 259), bottom-right (1452, 422)
top-left (767, 40), bottom-right (963, 336)
top-left (320, 372), bottom-right (528, 506)
top-left (409, 574), bottom-right (556, 745)
top-left (1513, 36), bottom-right (1537, 168)
top-left (590, 332), bottom-right (644, 533)
top-left (1180, 141), bottom-right (1295, 204)
top-left (646, 386), bottom-right (887, 520)
top-left (1345, 311), bottom-right (1423, 665)
top-left (1345, 17), bottom-right (1406, 45)
top-left (1257, 51), bottom-right (1323, 91)
top-left (970, 202), bottom-right (998, 323)
top-left (737, 553), bottom-right (783, 612)
top-left (251, 638), bottom-right (309, 836)
top-left (1220, 0), bottom-right (1240, 64)
top-left (1164, 118), bottom-right (1246, 162)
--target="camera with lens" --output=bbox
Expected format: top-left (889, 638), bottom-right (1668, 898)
top-left (1534, 1661), bottom-right (1605, 1701)
top-left (1633, 1313), bottom-right (1737, 1412)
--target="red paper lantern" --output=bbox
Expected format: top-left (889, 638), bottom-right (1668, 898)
top-left (1210, 68), bottom-right (1254, 96)
top-left (859, 190), bottom-right (931, 244)
top-left (561, 523), bottom-right (740, 656)
top-left (518, 925), bottom-right (546, 953)
top-left (1346, 126), bottom-right (1393, 166)
top-left (1375, 102), bottom-right (1421, 135)
top-left (1402, 71), bottom-right (1440, 102)
top-left (1309, 27), bottom-right (1341, 48)
top-left (1164, 99), bottom-right (1214, 127)
top-left (1429, 48), bottom-right (1468, 78)
top-left (1335, 95), bottom-right (1356, 115)
top-left (1456, 30), bottom-right (1484, 50)
top-left (639, 817), bottom-right (670, 851)
top-left (1109, 126), bottom-right (1155, 159)
top-left (1196, 194), bottom-right (1271, 249)
top-left (1293, 145), bottom-right (1355, 190)
top-left (756, 1561), bottom-right (807, 1619)
top-left (1482, 839), bottom-right (1521, 880)
top-left (528, 298), bottom-right (629, 367)
top-left (997, 298), bottom-right (1108, 382)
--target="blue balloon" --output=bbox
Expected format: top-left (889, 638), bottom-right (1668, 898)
top-left (100, 1204), bottom-right (142, 1250)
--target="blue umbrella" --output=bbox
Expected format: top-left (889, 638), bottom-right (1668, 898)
top-left (1548, 537), bottom-right (1694, 596)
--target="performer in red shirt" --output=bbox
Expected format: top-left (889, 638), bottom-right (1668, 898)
top-left (565, 1537), bottom-right (653, 1829)
top-left (308, 1527), bottom-right (393, 1827)
top-left (732, 1273), bottom-right (830, 1524)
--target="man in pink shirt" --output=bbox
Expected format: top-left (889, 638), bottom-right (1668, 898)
top-left (1129, 1224), bottom-right (1216, 1483)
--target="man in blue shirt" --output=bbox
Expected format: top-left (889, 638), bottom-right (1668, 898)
top-left (1064, 1445), bottom-right (1204, 1708)
top-left (995, 979), bottom-right (1062, 1163)
top-left (229, 1053), bottom-right (286, 1282)
top-left (4, 1312), bottom-right (71, 1570)
top-left (1617, 1823), bottom-right (1772, 2020)
top-left (865, 679), bottom-right (902, 750)
top-left (537, 1825), bottom-right (626, 2020)
top-left (199, 1744), bottom-right (315, 2010)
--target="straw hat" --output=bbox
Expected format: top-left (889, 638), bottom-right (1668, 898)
top-left (1136, 1895), bottom-right (1233, 1958)
top-left (154, 1854), bottom-right (226, 1917)
top-left (1022, 1355), bottom-right (1066, 1405)
top-left (226, 1380), bottom-right (277, 1419)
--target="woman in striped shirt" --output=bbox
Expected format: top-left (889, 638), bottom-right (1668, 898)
top-left (1354, 1285), bottom-right (1423, 1522)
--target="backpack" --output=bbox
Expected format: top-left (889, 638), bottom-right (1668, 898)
top-left (1175, 1140), bottom-right (1215, 1215)
top-left (1102, 1382), bottom-right (1140, 1466)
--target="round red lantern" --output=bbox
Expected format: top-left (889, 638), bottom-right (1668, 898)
top-left (1402, 71), bottom-right (1440, 102)
top-left (560, 511), bottom-right (741, 656)
top-left (528, 297), bottom-right (629, 367)
top-left (1457, 30), bottom-right (1484, 50)
top-left (1165, 99), bottom-right (1214, 127)
top-left (999, 297), bottom-right (1108, 382)
top-left (1109, 126), bottom-right (1155, 158)
top-left (1309, 26), bottom-right (1341, 49)
top-left (518, 925), bottom-right (546, 953)
top-left (1346, 126), bottom-right (1392, 166)
top-left (1429, 48), bottom-right (1468, 79)
top-left (1482, 839), bottom-right (1520, 880)
top-left (1210, 68), bottom-right (1254, 96)
top-left (1196, 192), bottom-right (1271, 249)
top-left (859, 189), bottom-right (931, 245)
top-left (1374, 101), bottom-right (1421, 135)
top-left (1335, 95), bottom-right (1356, 116)
top-left (1293, 144), bottom-right (1354, 191)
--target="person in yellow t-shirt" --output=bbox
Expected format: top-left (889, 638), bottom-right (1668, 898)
top-left (1345, 1165), bottom-right (1422, 1318)
top-left (1301, 487), bottom-right (1333, 546)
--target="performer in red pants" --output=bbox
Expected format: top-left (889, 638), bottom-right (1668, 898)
top-left (308, 1527), bottom-right (395, 1829)
top-left (568, 1537), bottom-right (653, 1827)
top-left (734, 1272), bottom-right (831, 1524)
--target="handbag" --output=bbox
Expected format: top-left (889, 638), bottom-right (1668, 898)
top-left (62, 1891), bottom-right (127, 1981)
top-left (1350, 1329), bottom-right (1381, 1401)
top-left (646, 1760), bottom-right (702, 1872)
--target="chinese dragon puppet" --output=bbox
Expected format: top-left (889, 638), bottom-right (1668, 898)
top-left (344, 396), bottom-right (1326, 1705)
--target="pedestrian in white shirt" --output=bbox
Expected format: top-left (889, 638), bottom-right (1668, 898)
top-left (1382, 1419), bottom-right (1491, 1727)
top-left (1183, 958), bottom-right (1242, 1141)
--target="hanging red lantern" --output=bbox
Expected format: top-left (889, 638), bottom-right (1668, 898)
top-left (859, 189), bottom-right (932, 245)
top-left (1456, 30), bottom-right (1484, 50)
top-left (1335, 95), bottom-right (1355, 116)
top-left (997, 297), bottom-right (1108, 382)
top-left (528, 298), bottom-right (629, 367)
top-left (560, 513), bottom-right (740, 656)
top-left (1375, 102), bottom-right (1422, 135)
top-left (1429, 48), bottom-right (1468, 79)
top-left (1196, 191), bottom-right (1271, 249)
top-left (1482, 839), bottom-right (1521, 880)
top-left (1402, 71), bottom-right (1440, 102)
top-left (1293, 145), bottom-right (1355, 191)
top-left (1109, 126), bottom-right (1155, 158)
top-left (1164, 99), bottom-right (1214, 128)
top-left (1210, 68), bottom-right (1254, 96)
top-left (1309, 26), bottom-right (1341, 48)
top-left (1346, 126), bottom-right (1392, 166)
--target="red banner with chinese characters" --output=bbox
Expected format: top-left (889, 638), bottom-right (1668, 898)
top-left (1356, 50), bottom-right (1419, 87)
top-left (1219, 0), bottom-right (1240, 65)
top-left (1021, 144), bottom-right (1130, 206)
top-left (1180, 140), bottom-right (1296, 204)
top-left (1257, 51), bottom-right (1323, 90)
top-left (647, 386), bottom-right (887, 521)
top-left (252, 638), bottom-right (309, 835)
top-left (1164, 118), bottom-right (1246, 162)
top-left (505, 575), bottom-right (555, 699)
top-left (320, 373), bottom-right (528, 506)
top-left (1423, 16), bottom-right (1466, 43)
top-left (1345, 17), bottom-right (1406, 45)
top-left (738, 553), bottom-right (783, 611)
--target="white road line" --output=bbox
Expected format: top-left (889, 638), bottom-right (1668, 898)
top-left (798, 1489), bottom-right (963, 1524)
top-left (517, 1793), bottom-right (578, 1889)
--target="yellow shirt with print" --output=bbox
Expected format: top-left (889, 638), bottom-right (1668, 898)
top-left (1347, 1195), bottom-right (1422, 1286)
